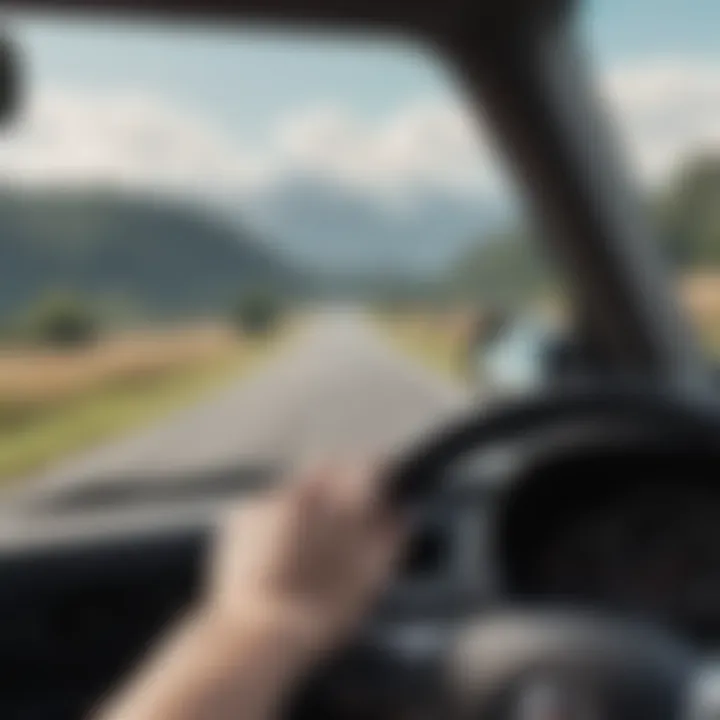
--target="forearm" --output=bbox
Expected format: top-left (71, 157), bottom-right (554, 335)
top-left (93, 604), bottom-right (312, 720)
top-left (93, 465), bottom-right (400, 720)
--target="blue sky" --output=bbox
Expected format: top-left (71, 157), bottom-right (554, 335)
top-left (583, 0), bottom-right (720, 63)
top-left (1, 0), bottom-right (718, 200)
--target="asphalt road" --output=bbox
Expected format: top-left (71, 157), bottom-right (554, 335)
top-left (7, 311), bottom-right (470, 501)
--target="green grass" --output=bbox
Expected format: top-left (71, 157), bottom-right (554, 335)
top-left (0, 339), bottom-right (281, 482)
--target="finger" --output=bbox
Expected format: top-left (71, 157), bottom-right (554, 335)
top-left (338, 517), bottom-right (407, 622)
top-left (362, 516), bottom-right (409, 592)
top-left (286, 461), bottom-right (348, 553)
top-left (331, 460), bottom-right (383, 520)
top-left (280, 461), bottom-right (334, 533)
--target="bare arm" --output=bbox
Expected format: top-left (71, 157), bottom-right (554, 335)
top-left (93, 463), bottom-right (404, 720)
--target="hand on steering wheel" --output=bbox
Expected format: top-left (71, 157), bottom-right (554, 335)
top-left (98, 384), bottom-right (712, 720)
top-left (208, 462), bottom-right (407, 661)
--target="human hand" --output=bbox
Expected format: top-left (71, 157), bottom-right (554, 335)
top-left (204, 462), bottom-right (406, 664)
top-left (94, 464), bottom-right (405, 720)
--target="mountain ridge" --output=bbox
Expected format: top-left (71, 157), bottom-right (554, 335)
top-left (0, 187), bottom-right (301, 322)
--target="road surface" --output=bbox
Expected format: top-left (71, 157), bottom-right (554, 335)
top-left (5, 312), bottom-right (471, 502)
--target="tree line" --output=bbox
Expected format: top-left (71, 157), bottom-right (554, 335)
top-left (0, 288), bottom-right (285, 349)
top-left (446, 152), bottom-right (720, 308)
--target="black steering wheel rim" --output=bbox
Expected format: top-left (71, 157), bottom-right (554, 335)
top-left (381, 383), bottom-right (719, 720)
top-left (387, 382), bottom-right (720, 507)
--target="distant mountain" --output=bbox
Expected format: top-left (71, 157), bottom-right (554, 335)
top-left (240, 176), bottom-right (509, 276)
top-left (0, 188), bottom-right (301, 321)
top-left (0, 178), bottom-right (513, 324)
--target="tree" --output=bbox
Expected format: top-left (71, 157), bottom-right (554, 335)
top-left (232, 290), bottom-right (283, 336)
top-left (23, 291), bottom-right (99, 348)
top-left (448, 229), bottom-right (552, 307)
top-left (656, 153), bottom-right (720, 268)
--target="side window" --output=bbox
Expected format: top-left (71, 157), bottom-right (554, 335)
top-left (582, 0), bottom-right (720, 357)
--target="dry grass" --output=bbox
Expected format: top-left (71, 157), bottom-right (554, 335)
top-left (680, 273), bottom-right (720, 351)
top-left (0, 324), bottom-right (241, 427)
top-left (0, 325), bottom-right (228, 389)
top-left (0, 322), bottom-right (287, 481)
top-left (376, 309), bottom-right (472, 381)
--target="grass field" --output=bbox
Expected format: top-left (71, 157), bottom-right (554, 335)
top-left (376, 310), bottom-right (474, 383)
top-left (681, 273), bottom-right (720, 351)
top-left (0, 323), bottom-right (288, 481)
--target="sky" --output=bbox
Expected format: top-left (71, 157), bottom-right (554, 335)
top-left (583, 0), bottom-right (720, 62)
top-left (0, 0), bottom-right (718, 204)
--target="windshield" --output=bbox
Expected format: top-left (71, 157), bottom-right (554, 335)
top-left (0, 15), bottom-right (560, 502)
top-left (582, 0), bottom-right (720, 358)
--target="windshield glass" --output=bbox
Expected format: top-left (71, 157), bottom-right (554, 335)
top-left (582, 0), bottom-right (720, 357)
top-left (0, 15), bottom-right (559, 502)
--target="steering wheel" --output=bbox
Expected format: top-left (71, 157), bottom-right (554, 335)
top-left (381, 384), bottom-right (720, 720)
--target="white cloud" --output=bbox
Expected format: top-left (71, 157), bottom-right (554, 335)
top-left (601, 58), bottom-right (720, 186)
top-left (0, 56), bottom-right (718, 201)
top-left (0, 84), bottom-right (501, 203)
top-left (0, 86), bottom-right (274, 196)
top-left (275, 102), bottom-right (497, 197)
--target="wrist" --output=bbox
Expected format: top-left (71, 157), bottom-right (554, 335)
top-left (192, 597), bottom-right (327, 679)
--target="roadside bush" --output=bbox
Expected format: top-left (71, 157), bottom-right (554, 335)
top-left (23, 292), bottom-right (99, 348)
top-left (232, 290), bottom-right (283, 337)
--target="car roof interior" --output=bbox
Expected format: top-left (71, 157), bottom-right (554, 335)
top-left (5, 0), bottom-right (568, 33)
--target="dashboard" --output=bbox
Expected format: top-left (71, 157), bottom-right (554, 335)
top-left (0, 469), bottom-right (496, 720)
top-left (0, 442), bottom-right (719, 718)
top-left (499, 446), bottom-right (720, 645)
